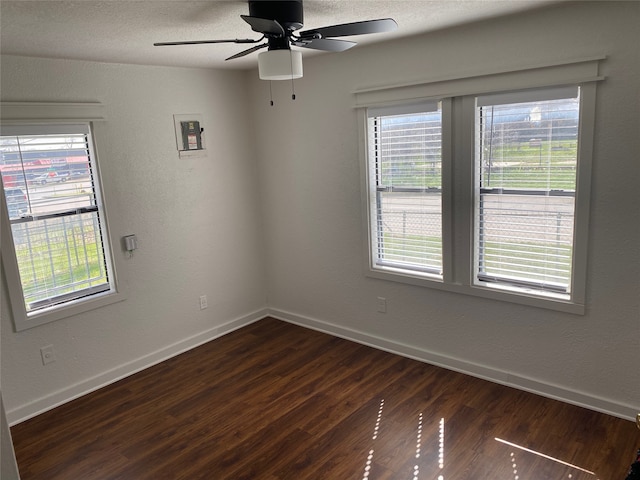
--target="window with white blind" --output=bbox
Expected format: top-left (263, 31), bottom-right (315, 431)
top-left (1, 123), bottom-right (119, 330)
top-left (367, 101), bottom-right (443, 277)
top-left (361, 73), bottom-right (598, 313)
top-left (475, 88), bottom-right (580, 295)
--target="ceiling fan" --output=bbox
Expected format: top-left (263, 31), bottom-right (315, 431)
top-left (154, 0), bottom-right (397, 81)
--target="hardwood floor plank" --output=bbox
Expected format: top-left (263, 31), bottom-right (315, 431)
top-left (10, 317), bottom-right (640, 479)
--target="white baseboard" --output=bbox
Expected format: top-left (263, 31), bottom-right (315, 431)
top-left (9, 307), bottom-right (636, 425)
top-left (268, 308), bottom-right (638, 422)
top-left (7, 308), bottom-right (268, 426)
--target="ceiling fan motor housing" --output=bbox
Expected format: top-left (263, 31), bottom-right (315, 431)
top-left (154, 1), bottom-right (397, 68)
top-left (248, 0), bottom-right (304, 32)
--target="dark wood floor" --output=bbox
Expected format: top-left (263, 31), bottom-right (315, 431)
top-left (10, 317), bottom-right (640, 479)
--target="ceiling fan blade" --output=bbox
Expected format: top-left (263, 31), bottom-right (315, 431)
top-left (154, 38), bottom-right (261, 47)
top-left (241, 15), bottom-right (285, 36)
top-left (299, 18), bottom-right (397, 39)
top-left (293, 38), bottom-right (356, 52)
top-left (225, 43), bottom-right (268, 61)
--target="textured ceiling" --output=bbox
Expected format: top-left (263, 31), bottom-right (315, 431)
top-left (1, 0), bottom-right (559, 70)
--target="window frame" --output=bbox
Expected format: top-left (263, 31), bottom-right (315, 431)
top-left (358, 59), bottom-right (601, 314)
top-left (1, 119), bottom-right (124, 331)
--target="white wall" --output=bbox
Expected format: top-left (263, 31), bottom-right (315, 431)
top-left (1, 58), bottom-right (267, 422)
top-left (252, 1), bottom-right (640, 419)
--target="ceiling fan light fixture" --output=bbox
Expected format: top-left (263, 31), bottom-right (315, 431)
top-left (258, 50), bottom-right (303, 80)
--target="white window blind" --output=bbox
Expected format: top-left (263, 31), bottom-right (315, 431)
top-left (475, 88), bottom-right (581, 293)
top-left (1, 123), bottom-right (114, 315)
top-left (367, 103), bottom-right (443, 276)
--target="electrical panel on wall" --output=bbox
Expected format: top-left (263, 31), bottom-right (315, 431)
top-left (173, 114), bottom-right (206, 158)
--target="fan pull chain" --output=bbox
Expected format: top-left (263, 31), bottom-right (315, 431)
top-left (269, 81), bottom-right (274, 106)
top-left (289, 50), bottom-right (296, 100)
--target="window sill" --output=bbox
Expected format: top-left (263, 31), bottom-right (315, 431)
top-left (11, 290), bottom-right (127, 332)
top-left (367, 267), bottom-right (584, 315)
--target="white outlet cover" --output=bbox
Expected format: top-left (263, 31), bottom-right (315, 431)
top-left (40, 345), bottom-right (56, 365)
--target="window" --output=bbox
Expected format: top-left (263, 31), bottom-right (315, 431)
top-left (361, 76), bottom-right (598, 313)
top-left (367, 101), bottom-right (443, 277)
top-left (475, 88), bottom-right (580, 295)
top-left (1, 123), bottom-right (119, 330)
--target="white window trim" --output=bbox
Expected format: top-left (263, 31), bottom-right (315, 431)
top-left (1, 103), bottom-right (125, 331)
top-left (354, 55), bottom-right (605, 108)
top-left (357, 58), bottom-right (603, 315)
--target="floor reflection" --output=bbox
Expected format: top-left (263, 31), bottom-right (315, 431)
top-left (362, 400), bottom-right (447, 480)
top-left (360, 399), bottom-right (605, 479)
top-left (412, 413), bottom-right (424, 480)
top-left (362, 399), bottom-right (385, 480)
top-left (495, 437), bottom-right (599, 480)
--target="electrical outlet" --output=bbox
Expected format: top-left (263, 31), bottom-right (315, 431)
top-left (377, 297), bottom-right (387, 313)
top-left (199, 295), bottom-right (208, 310)
top-left (40, 345), bottom-right (56, 365)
